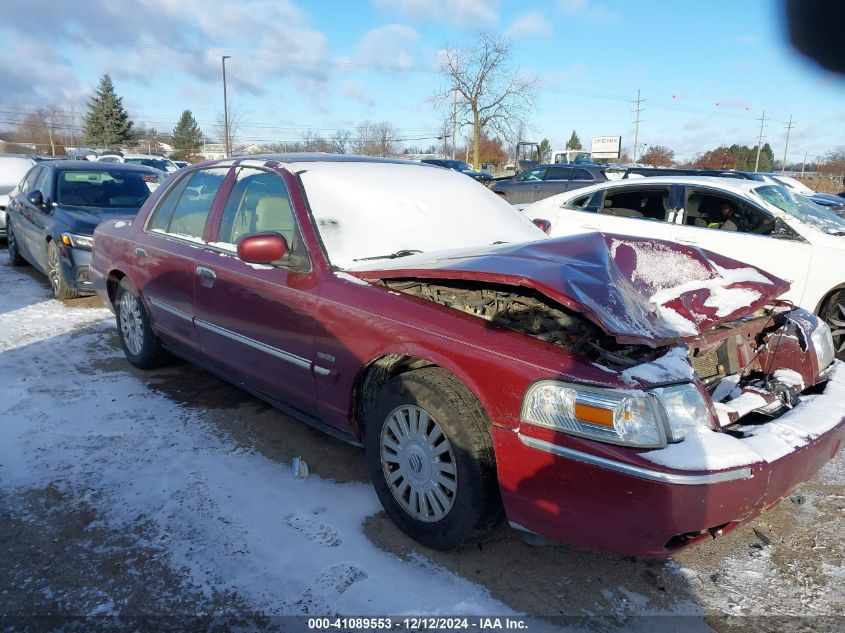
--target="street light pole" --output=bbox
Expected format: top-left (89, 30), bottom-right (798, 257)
top-left (222, 55), bottom-right (231, 158)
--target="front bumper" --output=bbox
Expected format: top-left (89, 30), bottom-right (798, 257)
top-left (494, 364), bottom-right (845, 557)
top-left (58, 244), bottom-right (95, 294)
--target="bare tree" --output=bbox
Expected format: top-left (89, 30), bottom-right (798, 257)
top-left (215, 106), bottom-right (245, 154)
top-left (331, 129), bottom-right (351, 154)
top-left (351, 121), bottom-right (399, 157)
top-left (435, 31), bottom-right (537, 168)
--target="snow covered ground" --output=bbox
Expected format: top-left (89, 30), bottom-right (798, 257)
top-left (1, 250), bottom-right (843, 630)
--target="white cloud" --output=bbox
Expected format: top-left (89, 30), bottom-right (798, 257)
top-left (0, 0), bottom-right (331, 106)
top-left (372, 0), bottom-right (499, 28)
top-left (354, 24), bottom-right (420, 70)
top-left (505, 11), bottom-right (552, 39)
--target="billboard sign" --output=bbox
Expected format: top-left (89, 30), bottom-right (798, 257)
top-left (591, 136), bottom-right (622, 159)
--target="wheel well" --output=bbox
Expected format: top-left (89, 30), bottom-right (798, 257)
top-left (815, 285), bottom-right (845, 315)
top-left (106, 270), bottom-right (127, 307)
top-left (353, 354), bottom-right (435, 436)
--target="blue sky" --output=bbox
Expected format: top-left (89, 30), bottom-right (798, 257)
top-left (0, 0), bottom-right (842, 162)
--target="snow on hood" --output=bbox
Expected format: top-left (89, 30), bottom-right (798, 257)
top-left (299, 161), bottom-right (545, 269)
top-left (350, 232), bottom-right (790, 346)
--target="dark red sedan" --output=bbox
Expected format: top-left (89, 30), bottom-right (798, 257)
top-left (90, 155), bottom-right (845, 557)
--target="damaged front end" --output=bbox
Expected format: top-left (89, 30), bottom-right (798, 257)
top-left (380, 277), bottom-right (837, 443)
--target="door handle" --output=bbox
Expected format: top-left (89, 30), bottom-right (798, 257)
top-left (135, 247), bottom-right (147, 257)
top-left (195, 266), bottom-right (216, 280)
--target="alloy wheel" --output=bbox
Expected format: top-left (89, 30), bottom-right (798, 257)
top-left (827, 301), bottom-right (845, 355)
top-left (7, 225), bottom-right (18, 259)
top-left (380, 404), bottom-right (457, 522)
top-left (119, 292), bottom-right (145, 356)
top-left (47, 242), bottom-right (62, 296)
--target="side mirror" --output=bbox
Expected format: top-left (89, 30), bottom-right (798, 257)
top-left (532, 218), bottom-right (552, 233)
top-left (237, 232), bottom-right (288, 265)
top-left (27, 190), bottom-right (44, 207)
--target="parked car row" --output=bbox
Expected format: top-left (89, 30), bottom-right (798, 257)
top-left (4, 160), bottom-right (164, 297)
top-left (3, 153), bottom-right (844, 558)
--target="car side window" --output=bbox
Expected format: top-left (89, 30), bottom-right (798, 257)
top-left (215, 168), bottom-right (307, 265)
top-left (685, 191), bottom-right (778, 236)
top-left (545, 166), bottom-right (571, 181)
top-left (520, 167), bottom-right (547, 182)
top-left (22, 167), bottom-right (42, 193)
top-left (33, 168), bottom-right (52, 198)
top-left (147, 167), bottom-right (229, 239)
top-left (564, 191), bottom-right (602, 212)
top-left (572, 169), bottom-right (596, 182)
top-left (598, 188), bottom-right (671, 221)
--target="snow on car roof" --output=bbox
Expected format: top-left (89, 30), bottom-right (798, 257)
top-left (297, 160), bottom-right (546, 269)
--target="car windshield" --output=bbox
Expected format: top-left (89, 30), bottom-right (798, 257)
top-left (125, 158), bottom-right (175, 171)
top-left (754, 185), bottom-right (845, 235)
top-left (56, 170), bottom-right (163, 209)
top-left (299, 161), bottom-right (546, 269)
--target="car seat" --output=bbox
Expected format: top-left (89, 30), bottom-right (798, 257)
top-left (602, 198), bottom-right (644, 218)
top-left (254, 196), bottom-right (296, 245)
top-left (684, 194), bottom-right (708, 226)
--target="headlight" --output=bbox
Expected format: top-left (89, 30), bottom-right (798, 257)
top-left (60, 233), bottom-right (94, 250)
top-left (521, 381), bottom-right (714, 447)
top-left (810, 320), bottom-right (835, 372)
top-left (651, 383), bottom-right (712, 442)
top-left (521, 381), bottom-right (667, 448)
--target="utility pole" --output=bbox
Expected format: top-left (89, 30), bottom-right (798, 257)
top-left (451, 85), bottom-right (457, 160)
top-left (631, 89), bottom-right (644, 163)
top-left (801, 150), bottom-right (808, 176)
top-left (781, 114), bottom-right (794, 174)
top-left (753, 110), bottom-right (766, 172)
top-left (221, 55), bottom-right (231, 158)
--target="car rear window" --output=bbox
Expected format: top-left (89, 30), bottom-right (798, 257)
top-left (56, 170), bottom-right (162, 208)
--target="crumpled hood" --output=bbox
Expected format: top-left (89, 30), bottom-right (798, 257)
top-left (349, 232), bottom-right (790, 346)
top-left (55, 206), bottom-right (139, 234)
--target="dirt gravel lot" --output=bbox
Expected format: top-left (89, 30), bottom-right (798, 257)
top-left (1, 252), bottom-right (843, 632)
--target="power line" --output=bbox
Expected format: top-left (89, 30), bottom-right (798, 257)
top-left (632, 89), bottom-right (644, 162)
top-left (781, 114), bottom-right (794, 173)
top-left (754, 110), bottom-right (766, 172)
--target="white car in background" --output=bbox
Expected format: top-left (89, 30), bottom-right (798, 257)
top-left (0, 155), bottom-right (37, 239)
top-left (95, 153), bottom-right (179, 173)
top-left (525, 176), bottom-right (845, 356)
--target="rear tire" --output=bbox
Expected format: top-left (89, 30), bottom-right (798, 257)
top-left (6, 221), bottom-right (26, 266)
top-left (47, 240), bottom-right (80, 299)
top-left (115, 277), bottom-right (166, 369)
top-left (820, 289), bottom-right (845, 361)
top-left (364, 367), bottom-right (502, 549)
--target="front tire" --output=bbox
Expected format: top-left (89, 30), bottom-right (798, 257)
top-left (6, 221), bottom-right (26, 266)
top-left (115, 278), bottom-right (166, 369)
top-left (820, 290), bottom-right (845, 361)
top-left (47, 239), bottom-right (80, 299)
top-left (364, 368), bottom-right (502, 549)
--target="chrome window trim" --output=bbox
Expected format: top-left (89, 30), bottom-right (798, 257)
top-left (517, 433), bottom-right (754, 485)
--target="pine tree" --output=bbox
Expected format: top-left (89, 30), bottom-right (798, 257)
top-left (565, 130), bottom-right (582, 150)
top-left (760, 143), bottom-right (775, 172)
top-left (538, 138), bottom-right (552, 162)
top-left (84, 74), bottom-right (134, 149)
top-left (172, 110), bottom-right (203, 160)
